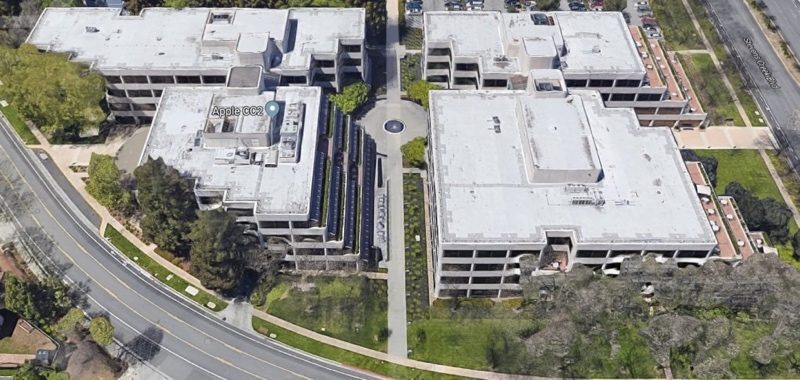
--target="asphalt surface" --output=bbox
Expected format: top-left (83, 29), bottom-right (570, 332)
top-left (762, 0), bottom-right (800, 61)
top-left (0, 121), bottom-right (377, 380)
top-left (702, 0), bottom-right (800, 165)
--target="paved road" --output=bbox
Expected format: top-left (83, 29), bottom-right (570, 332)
top-left (762, 0), bottom-right (800, 60)
top-left (0, 120), bottom-right (377, 380)
top-left (702, 0), bottom-right (800, 165)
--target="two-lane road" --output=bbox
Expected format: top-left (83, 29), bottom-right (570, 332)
top-left (0, 119), bottom-right (375, 380)
top-left (702, 0), bottom-right (800, 165)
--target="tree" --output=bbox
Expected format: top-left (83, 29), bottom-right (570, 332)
top-left (792, 230), bottom-right (800, 260)
top-left (53, 307), bottom-right (86, 336)
top-left (603, 0), bottom-right (627, 11)
top-left (134, 157), bottom-right (197, 254)
top-left (725, 182), bottom-right (792, 243)
top-left (328, 81), bottom-right (369, 114)
top-left (86, 153), bottom-right (133, 214)
top-left (89, 316), bottom-right (115, 346)
top-left (401, 137), bottom-right (427, 169)
top-left (0, 44), bottom-right (105, 139)
top-left (406, 80), bottom-right (439, 109)
top-left (536, 0), bottom-right (560, 11)
top-left (4, 276), bottom-right (73, 332)
top-left (189, 209), bottom-right (257, 293)
top-left (13, 361), bottom-right (45, 380)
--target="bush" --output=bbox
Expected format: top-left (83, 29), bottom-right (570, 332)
top-left (328, 82), bottom-right (369, 115)
top-left (89, 316), bottom-right (114, 346)
top-left (726, 182), bottom-right (792, 243)
top-left (86, 153), bottom-right (134, 214)
top-left (406, 80), bottom-right (439, 109)
top-left (401, 137), bottom-right (427, 169)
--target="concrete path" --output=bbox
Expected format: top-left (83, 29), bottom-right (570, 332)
top-left (760, 150), bottom-right (800, 231)
top-left (672, 126), bottom-right (775, 149)
top-left (384, 0), bottom-right (408, 358)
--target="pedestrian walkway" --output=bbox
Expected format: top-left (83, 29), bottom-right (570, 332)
top-left (672, 126), bottom-right (774, 149)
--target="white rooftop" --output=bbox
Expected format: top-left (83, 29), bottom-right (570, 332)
top-left (424, 11), bottom-right (644, 76)
top-left (428, 89), bottom-right (715, 246)
top-left (27, 7), bottom-right (364, 71)
top-left (139, 86), bottom-right (322, 217)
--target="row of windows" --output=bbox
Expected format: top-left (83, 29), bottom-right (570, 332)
top-left (108, 103), bottom-right (157, 111)
top-left (442, 250), bottom-right (539, 258)
top-left (438, 289), bottom-right (524, 298)
top-left (439, 275), bottom-right (521, 285)
top-left (105, 75), bottom-right (226, 85)
top-left (566, 78), bottom-right (641, 88)
top-left (115, 116), bottom-right (153, 125)
top-left (108, 89), bottom-right (165, 98)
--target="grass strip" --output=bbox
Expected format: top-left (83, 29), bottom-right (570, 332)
top-left (1, 105), bottom-right (40, 145)
top-left (251, 317), bottom-right (471, 380)
top-left (103, 225), bottom-right (227, 311)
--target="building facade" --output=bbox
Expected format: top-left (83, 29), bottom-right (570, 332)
top-left (422, 11), bottom-right (707, 128)
top-left (27, 7), bottom-right (369, 124)
top-left (138, 70), bottom-right (369, 270)
top-left (426, 72), bottom-right (719, 298)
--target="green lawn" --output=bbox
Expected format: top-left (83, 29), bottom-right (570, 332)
top-left (686, 0), bottom-right (765, 126)
top-left (679, 53), bottom-right (744, 126)
top-left (403, 173), bottom-right (430, 323)
top-left (103, 225), bottom-right (227, 312)
top-left (695, 150), bottom-right (782, 200)
top-left (651, 0), bottom-right (704, 51)
top-left (401, 28), bottom-right (423, 50)
top-left (260, 276), bottom-right (388, 351)
top-left (0, 104), bottom-right (39, 145)
top-left (251, 317), bottom-right (470, 380)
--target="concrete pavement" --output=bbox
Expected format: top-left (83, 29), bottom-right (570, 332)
top-left (672, 126), bottom-right (775, 149)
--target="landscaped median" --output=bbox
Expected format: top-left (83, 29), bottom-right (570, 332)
top-left (251, 317), bottom-right (469, 380)
top-left (103, 225), bottom-right (227, 312)
top-left (0, 104), bottom-right (39, 145)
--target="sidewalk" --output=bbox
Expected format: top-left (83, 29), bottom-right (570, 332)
top-left (25, 126), bottom-right (217, 296)
top-left (672, 126), bottom-right (774, 149)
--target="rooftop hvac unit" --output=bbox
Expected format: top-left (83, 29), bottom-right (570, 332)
top-left (85, 26), bottom-right (100, 33)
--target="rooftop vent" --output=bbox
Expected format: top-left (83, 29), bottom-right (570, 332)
top-left (85, 26), bottom-right (100, 33)
top-left (591, 45), bottom-right (601, 54)
top-left (531, 13), bottom-right (549, 25)
top-left (492, 116), bottom-right (501, 133)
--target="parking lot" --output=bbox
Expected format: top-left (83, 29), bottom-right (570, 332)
top-left (421, 0), bottom-right (506, 12)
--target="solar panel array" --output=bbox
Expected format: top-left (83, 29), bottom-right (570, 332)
top-left (325, 109), bottom-right (344, 238)
top-left (359, 136), bottom-right (377, 265)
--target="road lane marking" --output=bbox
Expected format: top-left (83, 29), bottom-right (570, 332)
top-left (0, 125), bottom-right (369, 380)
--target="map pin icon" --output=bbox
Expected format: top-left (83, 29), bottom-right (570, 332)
top-left (265, 101), bottom-right (280, 118)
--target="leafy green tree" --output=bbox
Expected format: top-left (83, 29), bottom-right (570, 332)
top-left (726, 182), bottom-right (792, 243)
top-left (0, 44), bottom-right (105, 139)
top-left (536, 0), bottom-right (560, 10)
top-left (603, 0), bottom-right (627, 11)
top-left (792, 230), bottom-right (800, 260)
top-left (163, 0), bottom-right (189, 6)
top-left (328, 81), bottom-right (369, 114)
top-left (406, 80), bottom-right (439, 109)
top-left (89, 316), bottom-right (115, 346)
top-left (4, 276), bottom-right (73, 332)
top-left (134, 157), bottom-right (197, 254)
top-left (86, 153), bottom-right (133, 214)
top-left (189, 209), bottom-right (257, 293)
top-left (401, 137), bottom-right (427, 169)
top-left (681, 150), bottom-right (718, 187)
top-left (13, 361), bottom-right (45, 380)
top-left (53, 307), bottom-right (86, 336)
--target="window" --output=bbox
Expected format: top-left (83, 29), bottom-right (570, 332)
top-left (315, 60), bottom-right (335, 68)
top-left (609, 250), bottom-right (640, 257)
top-left (149, 76), bottom-right (175, 84)
top-left (453, 77), bottom-right (477, 86)
top-left (472, 277), bottom-right (502, 284)
top-left (202, 75), bottom-right (226, 84)
top-left (588, 79), bottom-right (614, 87)
top-left (474, 263), bottom-right (504, 271)
top-left (455, 63), bottom-right (478, 71)
top-left (152, 89), bottom-right (163, 97)
top-left (677, 250), bottom-right (708, 258)
top-left (510, 250), bottom-right (538, 257)
top-left (440, 289), bottom-right (467, 297)
top-left (428, 48), bottom-right (451, 56)
top-left (115, 116), bottom-right (137, 124)
top-left (482, 79), bottom-right (508, 88)
top-left (504, 275), bottom-right (520, 284)
top-left (127, 90), bottom-right (153, 98)
top-left (122, 75), bottom-right (148, 84)
top-left (657, 107), bottom-right (683, 115)
top-left (443, 250), bottom-right (473, 258)
top-left (107, 88), bottom-right (126, 97)
top-left (131, 103), bottom-right (157, 111)
top-left (565, 79), bottom-right (587, 87)
top-left (426, 75), bottom-right (448, 83)
top-left (615, 79), bottom-right (641, 87)
top-left (635, 107), bottom-right (658, 115)
top-left (442, 263), bottom-right (472, 272)
top-left (105, 75), bottom-right (122, 84)
top-left (600, 93), bottom-right (610, 101)
top-left (138, 116), bottom-right (153, 124)
top-left (576, 250), bottom-right (608, 258)
top-left (637, 93), bottom-right (663, 101)
top-left (427, 62), bottom-right (449, 70)
top-left (440, 276), bottom-right (470, 284)
top-left (471, 289), bottom-right (499, 297)
top-left (315, 73), bottom-right (335, 82)
top-left (342, 44), bottom-right (361, 53)
top-left (610, 93), bottom-right (636, 101)
top-left (259, 221), bottom-right (290, 229)
top-left (108, 103), bottom-right (131, 111)
top-left (281, 75), bottom-right (307, 85)
top-left (476, 250), bottom-right (507, 258)
top-left (176, 76), bottom-right (201, 84)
